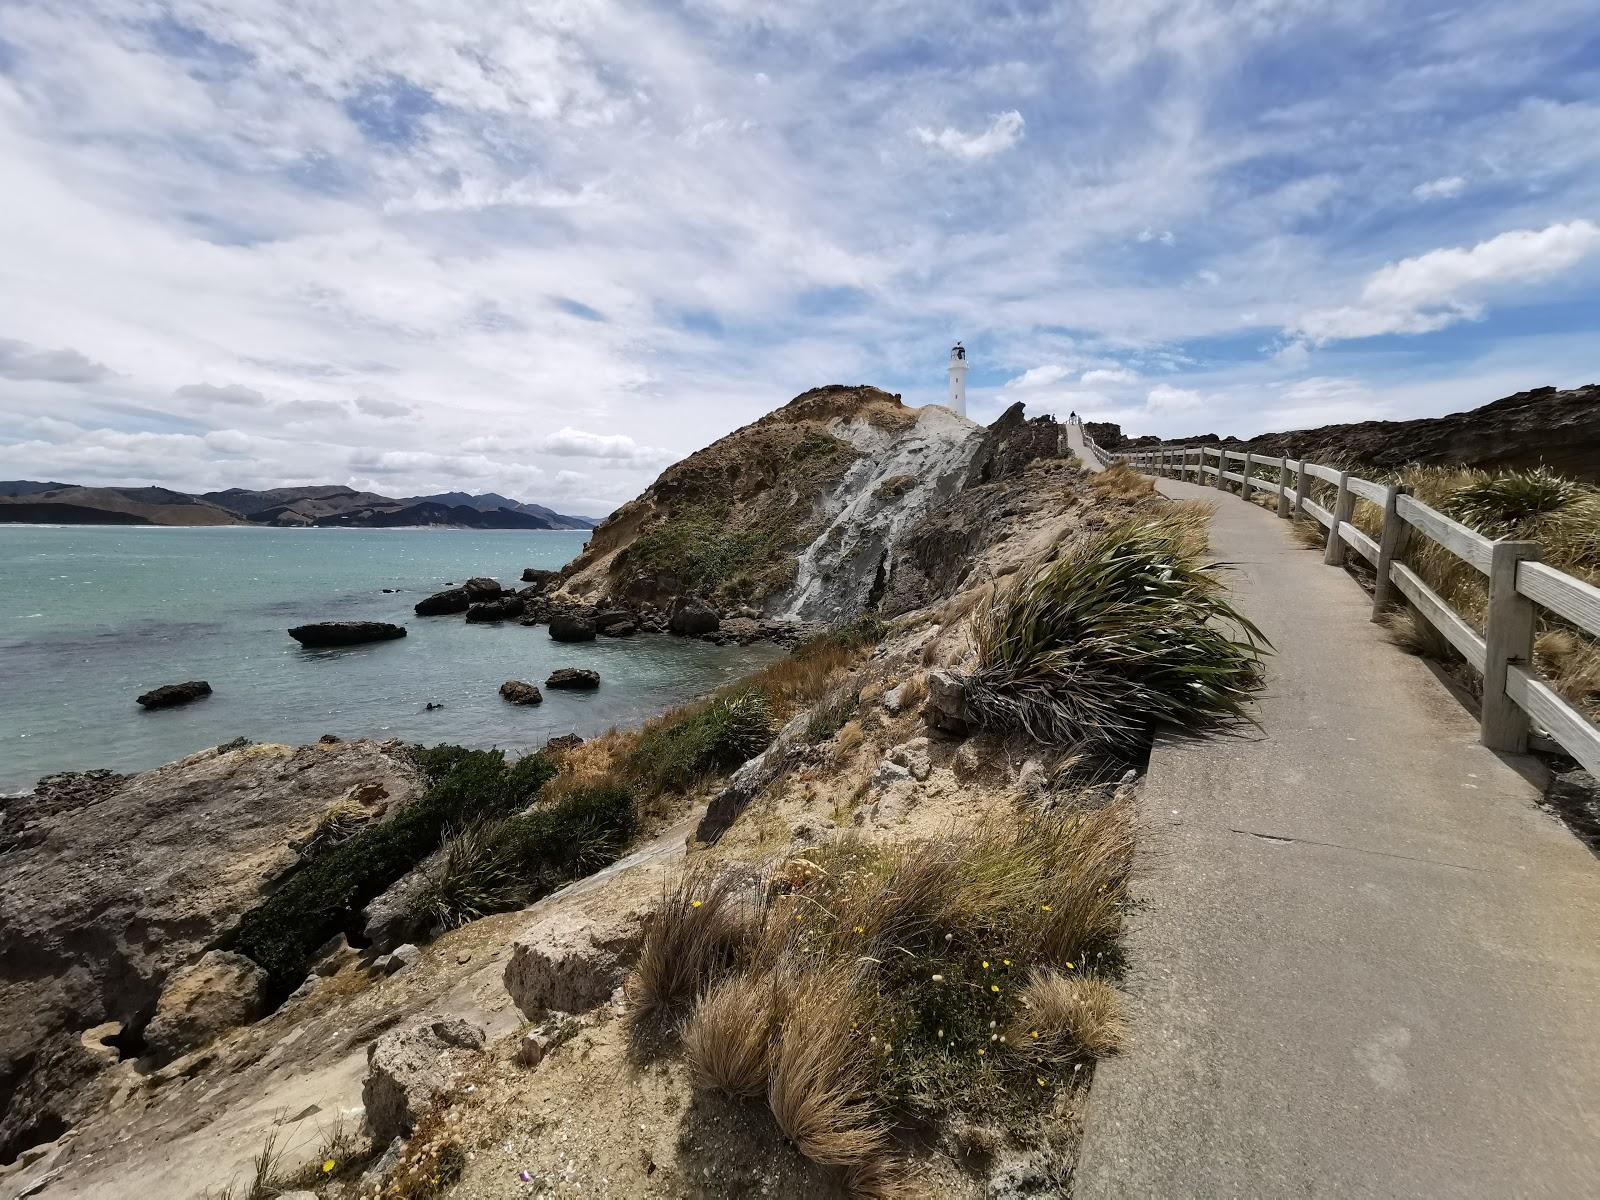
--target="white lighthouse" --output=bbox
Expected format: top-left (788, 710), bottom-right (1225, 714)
top-left (947, 342), bottom-right (968, 417)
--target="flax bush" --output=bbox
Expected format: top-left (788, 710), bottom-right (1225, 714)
top-left (963, 521), bottom-right (1269, 748)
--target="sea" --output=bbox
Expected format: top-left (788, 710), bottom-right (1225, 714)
top-left (0, 525), bottom-right (779, 794)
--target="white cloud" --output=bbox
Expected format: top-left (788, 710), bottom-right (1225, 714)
top-left (913, 110), bottom-right (1025, 159)
top-left (355, 395), bottom-right (413, 418)
top-left (1081, 367), bottom-right (1139, 386)
top-left (1003, 363), bottom-right (1073, 389)
top-left (0, 338), bottom-right (109, 383)
top-left (175, 383), bottom-right (268, 407)
top-left (1412, 175), bottom-right (1466, 201)
top-left (538, 427), bottom-right (676, 466)
top-left (1294, 220), bottom-right (1600, 343)
top-left (1137, 228), bottom-right (1176, 246)
top-left (1145, 384), bottom-right (1202, 413)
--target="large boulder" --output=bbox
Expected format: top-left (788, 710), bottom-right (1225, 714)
top-left (142, 950), bottom-right (268, 1062)
top-left (545, 668), bottom-right (600, 691)
top-left (288, 621), bottom-right (406, 647)
top-left (464, 597), bottom-right (524, 623)
top-left (520, 568), bottom-right (560, 590)
top-left (924, 669), bottom-right (972, 735)
top-left (462, 577), bottom-right (503, 600)
top-left (136, 681), bottom-right (212, 709)
top-left (362, 1018), bottom-right (486, 1144)
top-left (414, 587), bottom-right (470, 616)
top-left (548, 613), bottom-right (596, 642)
top-left (504, 906), bottom-right (647, 1019)
top-left (500, 680), bottom-right (544, 706)
top-left (668, 600), bottom-right (720, 637)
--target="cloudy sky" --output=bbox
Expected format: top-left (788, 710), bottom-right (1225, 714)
top-left (1, 1), bottom-right (1597, 516)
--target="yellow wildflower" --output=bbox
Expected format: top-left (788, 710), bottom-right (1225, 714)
top-left (691, 900), bottom-right (702, 908)
top-left (1041, 904), bottom-right (1052, 912)
top-left (323, 1160), bottom-right (336, 1174)
top-left (990, 984), bottom-right (1000, 993)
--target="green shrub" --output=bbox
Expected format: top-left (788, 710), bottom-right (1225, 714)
top-left (624, 506), bottom-right (779, 595)
top-left (232, 747), bottom-right (556, 994)
top-left (411, 782), bottom-right (638, 932)
top-left (964, 521), bottom-right (1269, 748)
top-left (628, 692), bottom-right (776, 795)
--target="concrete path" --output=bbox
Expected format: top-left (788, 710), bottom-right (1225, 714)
top-left (1074, 475), bottom-right (1600, 1198)
top-left (1064, 420), bottom-right (1106, 473)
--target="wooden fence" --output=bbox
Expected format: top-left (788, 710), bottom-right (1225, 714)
top-left (1116, 443), bottom-right (1600, 776)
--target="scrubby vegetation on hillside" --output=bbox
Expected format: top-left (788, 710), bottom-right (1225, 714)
top-left (626, 797), bottom-right (1134, 1186)
top-left (962, 517), bottom-right (1268, 748)
top-left (231, 749), bottom-right (558, 994)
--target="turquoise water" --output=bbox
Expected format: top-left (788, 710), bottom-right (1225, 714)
top-left (0, 526), bottom-right (776, 793)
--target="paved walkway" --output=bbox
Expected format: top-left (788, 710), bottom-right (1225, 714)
top-left (1073, 474), bottom-right (1600, 1198)
top-left (1064, 420), bottom-right (1105, 472)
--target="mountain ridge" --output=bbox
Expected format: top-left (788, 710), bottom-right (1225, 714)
top-left (0, 481), bottom-right (599, 529)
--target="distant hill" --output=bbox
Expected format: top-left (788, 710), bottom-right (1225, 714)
top-left (1111, 384), bottom-right (1600, 482)
top-left (0, 481), bottom-right (599, 529)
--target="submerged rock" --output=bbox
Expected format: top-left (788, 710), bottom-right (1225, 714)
top-left (136, 680), bottom-right (212, 709)
top-left (500, 680), bottom-right (544, 705)
top-left (545, 668), bottom-right (600, 690)
top-left (288, 621), bottom-right (406, 647)
top-left (414, 587), bottom-right (470, 616)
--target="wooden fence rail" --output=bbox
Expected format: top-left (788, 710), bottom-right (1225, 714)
top-left (1115, 444), bottom-right (1600, 776)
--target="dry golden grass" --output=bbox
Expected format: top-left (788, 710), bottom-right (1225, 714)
top-left (1537, 628), bottom-right (1600, 718)
top-left (1289, 517), bottom-right (1329, 551)
top-left (539, 726), bottom-right (640, 805)
top-left (894, 671), bottom-right (928, 710)
top-left (747, 641), bottom-right (858, 721)
top-left (1089, 462), bottom-right (1156, 500)
top-left (1384, 607), bottom-right (1457, 662)
top-left (834, 719), bottom-right (865, 759)
top-left (767, 967), bottom-right (888, 1169)
top-left (626, 867), bottom-right (756, 1034)
top-left (1007, 970), bottom-right (1127, 1062)
top-left (683, 971), bottom-right (777, 1097)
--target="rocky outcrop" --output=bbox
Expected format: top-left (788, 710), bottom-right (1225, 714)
top-left (500, 680), bottom-right (544, 706)
top-left (504, 905), bottom-right (647, 1019)
top-left (924, 670), bottom-right (972, 736)
top-left (136, 680), bottom-right (212, 709)
top-left (0, 738), bottom-right (423, 1165)
top-left (288, 621), bottom-right (406, 647)
top-left (462, 577), bottom-right (503, 600)
top-left (363, 1017), bottom-right (486, 1144)
top-left (549, 613), bottom-right (596, 642)
top-left (142, 951), bottom-right (268, 1062)
top-left (465, 597), bottom-right (523, 623)
top-left (594, 609), bottom-right (637, 637)
top-left (521, 568), bottom-right (559, 589)
top-left (545, 668), bottom-right (600, 690)
top-left (414, 587), bottom-right (471, 616)
top-left (1150, 384), bottom-right (1600, 482)
top-left (668, 599), bottom-right (720, 636)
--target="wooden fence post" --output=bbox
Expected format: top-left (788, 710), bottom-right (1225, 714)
top-left (1241, 451), bottom-right (1254, 500)
top-left (1323, 471), bottom-right (1353, 566)
top-left (1275, 456), bottom-right (1290, 518)
top-left (1214, 448), bottom-right (1228, 491)
top-left (1294, 457), bottom-right (1309, 521)
top-left (1481, 540), bottom-right (1542, 753)
top-left (1370, 485), bottom-right (1406, 621)
top-left (1184, 446), bottom-right (1193, 482)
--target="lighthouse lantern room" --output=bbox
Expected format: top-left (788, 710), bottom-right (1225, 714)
top-left (947, 342), bottom-right (968, 417)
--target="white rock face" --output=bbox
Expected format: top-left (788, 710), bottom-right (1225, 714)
top-left (363, 1017), bottom-right (485, 1144)
top-left (776, 405), bottom-right (982, 622)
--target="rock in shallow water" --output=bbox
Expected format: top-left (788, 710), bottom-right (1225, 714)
top-left (413, 586), bottom-right (470, 616)
top-left (288, 621), bottom-right (406, 647)
top-left (668, 599), bottom-right (720, 636)
top-left (136, 680), bottom-right (212, 709)
top-left (465, 596), bottom-right (524, 623)
top-left (500, 680), bottom-right (544, 705)
top-left (548, 613), bottom-right (596, 642)
top-left (545, 667), bottom-right (600, 690)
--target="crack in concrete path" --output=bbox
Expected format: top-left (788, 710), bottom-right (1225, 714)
top-left (1229, 825), bottom-right (1488, 872)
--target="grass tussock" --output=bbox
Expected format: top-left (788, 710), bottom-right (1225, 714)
top-left (629, 798), bottom-right (1134, 1182)
top-left (628, 692), bottom-right (777, 797)
top-left (1007, 971), bottom-right (1127, 1064)
top-left (684, 971), bottom-right (779, 1097)
top-left (1385, 607), bottom-right (1458, 662)
top-left (627, 867), bottom-right (757, 1033)
top-left (963, 520), bottom-right (1268, 749)
top-left (1088, 462), bottom-right (1156, 500)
